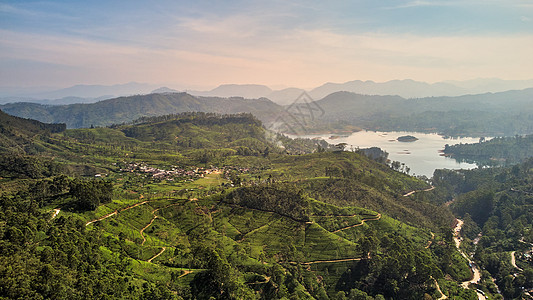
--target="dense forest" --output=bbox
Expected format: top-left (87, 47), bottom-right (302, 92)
top-left (433, 159), bottom-right (533, 298)
top-left (1, 110), bottom-right (531, 299)
top-left (443, 134), bottom-right (533, 165)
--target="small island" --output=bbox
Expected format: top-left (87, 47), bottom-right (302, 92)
top-left (397, 135), bottom-right (419, 142)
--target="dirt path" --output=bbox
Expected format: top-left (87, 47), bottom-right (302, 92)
top-left (433, 277), bottom-right (447, 300)
top-left (140, 215), bottom-right (158, 245)
top-left (331, 213), bottom-right (381, 233)
top-left (238, 221), bottom-right (274, 242)
top-left (85, 200), bottom-right (151, 226)
top-left (511, 251), bottom-right (523, 271)
top-left (147, 247), bottom-right (166, 263)
top-left (290, 256), bottom-right (368, 265)
top-left (50, 208), bottom-right (60, 220)
top-left (85, 211), bottom-right (118, 226)
top-left (177, 270), bottom-right (194, 279)
top-left (403, 186), bottom-right (435, 197)
top-left (454, 219), bottom-right (484, 299)
top-left (426, 232), bottom-right (435, 249)
top-left (313, 212), bottom-right (361, 218)
top-left (85, 199), bottom-right (182, 227)
top-left (120, 200), bottom-right (148, 212)
top-left (139, 201), bottom-right (186, 245)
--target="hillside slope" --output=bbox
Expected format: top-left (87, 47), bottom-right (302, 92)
top-left (0, 112), bottom-right (477, 299)
top-left (0, 93), bottom-right (284, 129)
top-left (0, 109), bottom-right (65, 153)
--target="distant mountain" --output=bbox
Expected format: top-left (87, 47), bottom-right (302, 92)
top-left (0, 82), bottom-right (159, 105)
top-left (294, 88), bottom-right (533, 136)
top-left (443, 78), bottom-right (533, 94)
top-left (309, 78), bottom-right (533, 100)
top-left (0, 95), bottom-right (112, 105)
top-left (266, 87), bottom-right (307, 104)
top-left (186, 79), bottom-right (533, 104)
top-left (151, 87), bottom-right (181, 94)
top-left (4, 78), bottom-right (532, 106)
top-left (32, 82), bottom-right (157, 99)
top-left (189, 84), bottom-right (273, 99)
top-left (308, 79), bottom-right (467, 99)
top-left (0, 92), bottom-right (284, 129)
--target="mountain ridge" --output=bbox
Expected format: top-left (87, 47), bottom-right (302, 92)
top-left (0, 92), bottom-right (285, 129)
top-left (3, 78), bottom-right (533, 106)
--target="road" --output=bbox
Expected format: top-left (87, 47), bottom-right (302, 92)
top-left (140, 215), bottom-right (158, 245)
top-left (403, 186), bottom-right (435, 197)
top-left (433, 277), bottom-right (447, 300)
top-left (331, 213), bottom-right (381, 233)
top-left (511, 251), bottom-right (523, 271)
top-left (147, 247), bottom-right (166, 263)
top-left (453, 219), bottom-right (485, 300)
top-left (289, 256), bottom-right (369, 266)
top-left (85, 200), bottom-right (151, 226)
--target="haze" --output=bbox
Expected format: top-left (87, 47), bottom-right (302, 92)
top-left (1, 0), bottom-right (533, 90)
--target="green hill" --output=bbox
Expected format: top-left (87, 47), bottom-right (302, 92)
top-left (435, 158), bottom-right (533, 299)
top-left (443, 134), bottom-right (533, 165)
top-left (0, 112), bottom-right (479, 299)
top-left (301, 89), bottom-right (533, 136)
top-left (0, 92), bottom-right (285, 129)
top-left (0, 109), bottom-right (65, 152)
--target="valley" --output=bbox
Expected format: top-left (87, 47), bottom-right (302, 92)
top-left (3, 1), bottom-right (533, 299)
top-left (1, 106), bottom-right (532, 299)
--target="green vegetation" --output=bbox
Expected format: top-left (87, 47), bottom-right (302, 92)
top-left (0, 93), bottom-right (285, 129)
top-left (397, 135), bottom-right (418, 142)
top-left (1, 110), bottom-right (496, 299)
top-left (434, 159), bottom-right (533, 299)
top-left (443, 134), bottom-right (533, 165)
top-left (3, 88), bottom-right (533, 137)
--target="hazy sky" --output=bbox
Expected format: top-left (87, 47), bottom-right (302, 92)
top-left (1, 0), bottom-right (533, 89)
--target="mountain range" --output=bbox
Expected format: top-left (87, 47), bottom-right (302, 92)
top-left (2, 78), bottom-right (533, 106)
top-left (2, 87), bottom-right (533, 137)
top-left (0, 93), bottom-right (285, 129)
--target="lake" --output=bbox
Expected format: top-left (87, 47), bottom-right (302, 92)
top-left (308, 131), bottom-right (482, 178)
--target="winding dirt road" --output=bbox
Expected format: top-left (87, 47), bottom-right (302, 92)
top-left (331, 213), bottom-right (381, 233)
top-left (85, 211), bottom-right (118, 226)
top-left (433, 277), bottom-right (447, 300)
top-left (140, 215), bottom-right (158, 245)
top-left (289, 255), bottom-right (370, 266)
top-left (403, 186), bottom-right (435, 197)
top-left (511, 251), bottom-right (522, 271)
top-left (147, 247), bottom-right (166, 263)
top-left (454, 219), bottom-right (485, 300)
top-left (85, 200), bottom-right (150, 226)
top-left (177, 270), bottom-right (194, 279)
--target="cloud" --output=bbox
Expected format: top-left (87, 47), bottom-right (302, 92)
top-left (2, 1), bottom-right (533, 88)
top-left (2, 22), bottom-right (532, 89)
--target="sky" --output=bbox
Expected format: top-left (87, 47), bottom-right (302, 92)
top-left (1, 0), bottom-right (533, 90)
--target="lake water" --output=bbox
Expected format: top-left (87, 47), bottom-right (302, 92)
top-left (310, 131), bottom-right (481, 178)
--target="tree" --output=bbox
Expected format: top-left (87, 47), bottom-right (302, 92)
top-left (335, 143), bottom-right (348, 151)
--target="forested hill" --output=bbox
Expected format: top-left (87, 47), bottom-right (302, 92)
top-left (435, 159), bottom-right (533, 298)
top-left (0, 111), bottom-right (481, 299)
top-left (443, 134), bottom-right (533, 165)
top-left (308, 88), bottom-right (533, 136)
top-left (3, 88), bottom-right (533, 136)
top-left (0, 92), bottom-right (285, 129)
top-left (0, 109), bottom-right (65, 152)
